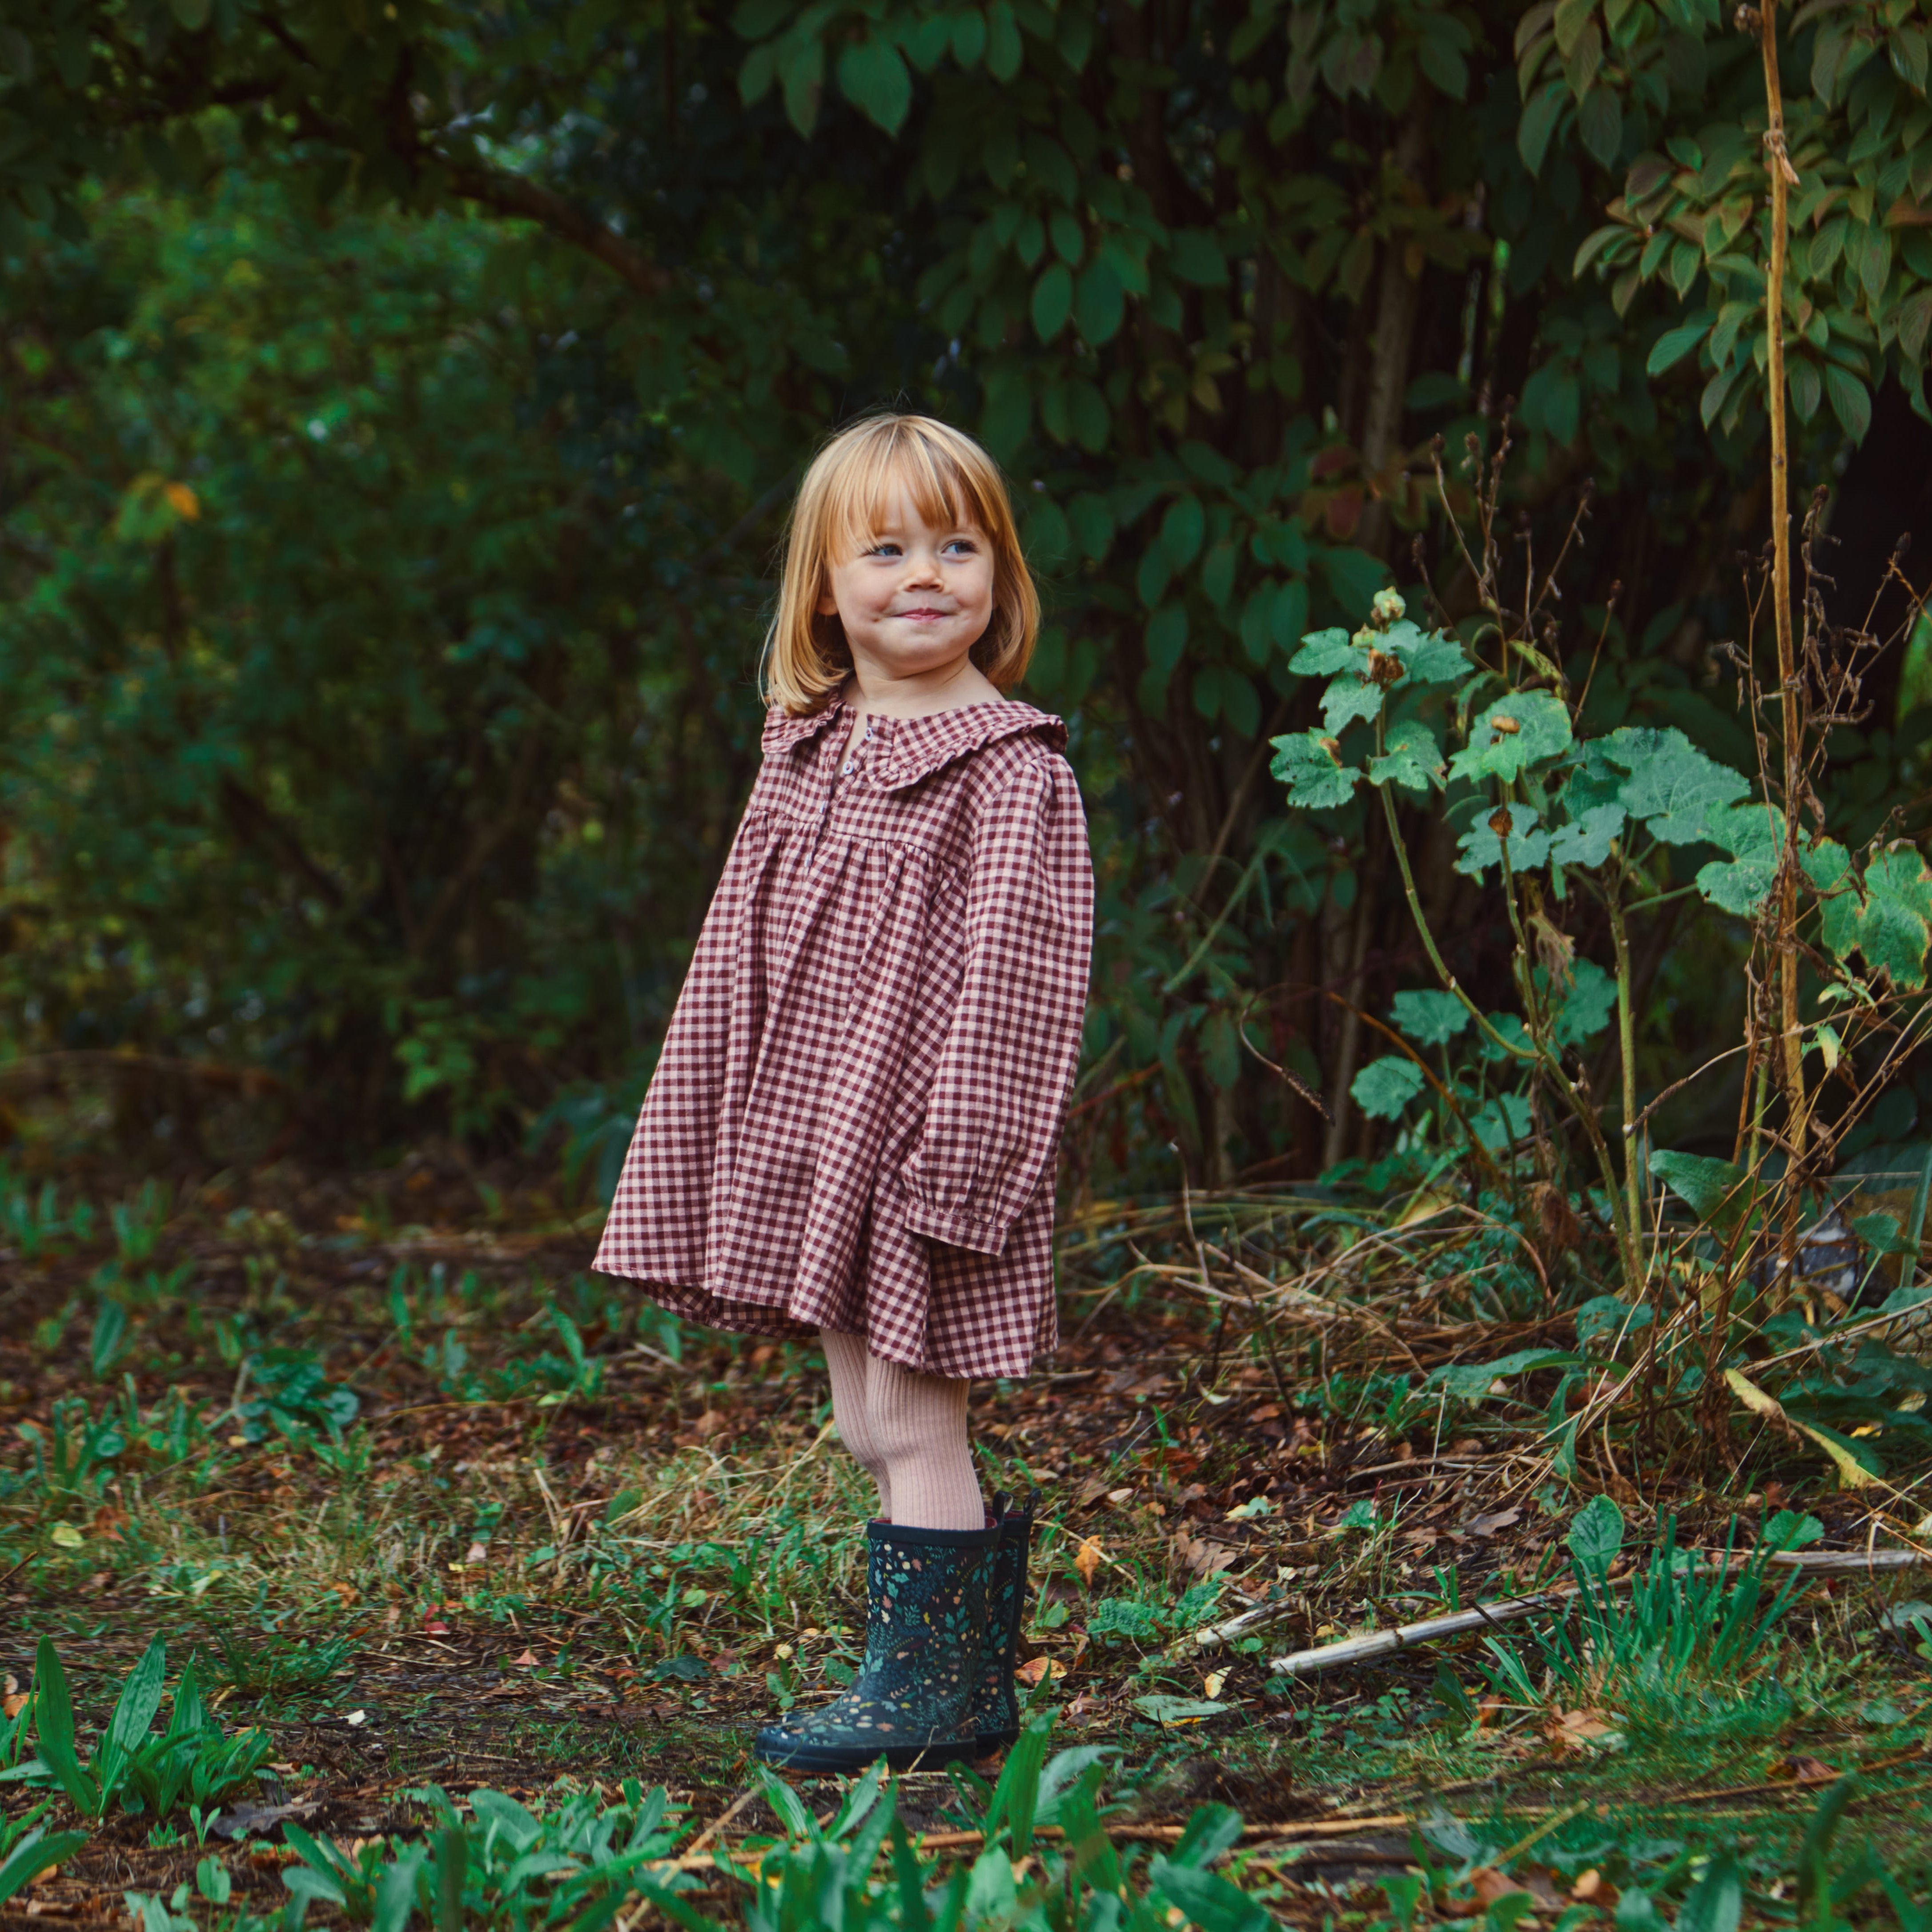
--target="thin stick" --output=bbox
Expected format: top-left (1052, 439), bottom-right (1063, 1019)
top-left (1263, 1548), bottom-right (1928, 1675)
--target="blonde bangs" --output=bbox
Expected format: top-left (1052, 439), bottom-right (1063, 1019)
top-left (761, 415), bottom-right (1042, 715)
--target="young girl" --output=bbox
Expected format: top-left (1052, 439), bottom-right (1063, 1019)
top-left (594, 414), bottom-right (1093, 1771)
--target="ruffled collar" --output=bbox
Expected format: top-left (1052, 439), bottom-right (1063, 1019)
top-left (763, 699), bottom-right (1067, 791)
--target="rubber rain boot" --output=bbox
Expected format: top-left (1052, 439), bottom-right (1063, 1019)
top-left (970, 1489), bottom-right (1037, 1755)
top-left (753, 1517), bottom-right (998, 1772)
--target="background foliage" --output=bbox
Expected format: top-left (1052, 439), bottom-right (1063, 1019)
top-left (2, 0), bottom-right (1930, 1195)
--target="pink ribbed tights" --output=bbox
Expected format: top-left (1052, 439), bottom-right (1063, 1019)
top-left (819, 1330), bottom-right (982, 1530)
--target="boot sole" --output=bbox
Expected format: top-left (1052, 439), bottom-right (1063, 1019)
top-left (753, 1729), bottom-right (984, 1773)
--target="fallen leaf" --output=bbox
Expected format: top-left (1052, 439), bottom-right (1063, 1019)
top-left (1775, 1754), bottom-right (1838, 1784)
top-left (1106, 1487), bottom-right (1135, 1505)
top-left (344, 1709), bottom-right (369, 1727)
top-left (1546, 1707), bottom-right (1615, 1751)
top-left (1074, 1537), bottom-right (1104, 1588)
top-left (510, 1648), bottom-right (540, 1667)
top-left (49, 1525), bottom-right (84, 1549)
top-left (1015, 1656), bottom-right (1068, 1685)
top-left (1202, 1670), bottom-right (1227, 1699)
top-left (1464, 1507), bottom-right (1522, 1536)
top-left (464, 1541), bottom-right (489, 1565)
top-left (1470, 1869), bottom-right (1536, 1908)
top-left (1475, 1696), bottom-right (1508, 1728)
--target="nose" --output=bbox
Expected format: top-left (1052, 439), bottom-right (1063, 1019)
top-left (900, 547), bottom-right (944, 585)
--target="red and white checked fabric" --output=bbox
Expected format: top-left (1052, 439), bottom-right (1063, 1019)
top-left (593, 699), bottom-right (1094, 1380)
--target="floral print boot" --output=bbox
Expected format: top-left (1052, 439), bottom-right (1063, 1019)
top-left (970, 1490), bottom-right (1037, 1755)
top-left (753, 1518), bottom-right (999, 1772)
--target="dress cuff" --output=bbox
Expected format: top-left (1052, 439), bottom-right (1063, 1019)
top-left (901, 1195), bottom-right (1009, 1257)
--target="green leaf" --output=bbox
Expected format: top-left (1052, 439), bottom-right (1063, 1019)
top-left (1287, 628), bottom-right (1358, 676)
top-left (30, 1639), bottom-right (96, 1818)
top-left (1161, 495), bottom-right (1205, 570)
top-left (1149, 1859), bottom-right (1270, 1932)
top-left (1577, 86), bottom-right (1622, 165)
top-left (1200, 539), bottom-right (1236, 609)
top-left (0, 1832), bottom-right (91, 1910)
top-left (1604, 727), bottom-right (1750, 843)
top-left (1351, 1055), bottom-right (1425, 1120)
top-left (1815, 844), bottom-right (1932, 990)
top-left (1320, 672), bottom-right (1384, 735)
top-left (983, 0), bottom-right (1023, 78)
top-left (1647, 317), bottom-right (1712, 375)
top-left (1650, 1149), bottom-right (1755, 1226)
top-left (1447, 691), bottom-right (1572, 783)
top-left (1030, 262), bottom-right (1072, 341)
top-left (101, 1637), bottom-right (167, 1780)
top-left (1426, 1349), bottom-right (1581, 1401)
top-left (1568, 1493), bottom-right (1624, 1569)
top-left (1270, 579), bottom-right (1309, 653)
top-left (1547, 801), bottom-right (1625, 866)
top-left (1391, 990), bottom-right (1469, 1047)
top-left (1696, 801), bottom-right (1784, 915)
top-left (1270, 731), bottom-right (1359, 810)
top-left (1551, 957), bottom-right (1617, 1047)
top-left (1073, 257), bottom-right (1125, 345)
top-left (1825, 363), bottom-right (1872, 442)
top-left (779, 34), bottom-right (824, 135)
top-left (1788, 355), bottom-right (1823, 423)
top-left (1678, 1852), bottom-right (1742, 1932)
top-left (1457, 803), bottom-right (1552, 880)
top-left (1519, 82), bottom-right (1566, 175)
top-left (1366, 719), bottom-right (1443, 792)
top-left (1145, 603), bottom-right (1189, 682)
top-left (836, 38), bottom-right (912, 133)
top-left (1385, 624), bottom-right (1467, 685)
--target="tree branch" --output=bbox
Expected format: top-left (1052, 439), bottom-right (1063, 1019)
top-left (441, 161), bottom-right (671, 301)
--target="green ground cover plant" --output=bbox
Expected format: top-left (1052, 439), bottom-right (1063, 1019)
top-left (3, 1172), bottom-right (1931, 1929)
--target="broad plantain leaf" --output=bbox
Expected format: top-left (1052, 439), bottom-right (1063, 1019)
top-left (1568, 1493), bottom-right (1625, 1569)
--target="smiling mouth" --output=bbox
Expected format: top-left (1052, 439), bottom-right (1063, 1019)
top-left (897, 607), bottom-right (952, 619)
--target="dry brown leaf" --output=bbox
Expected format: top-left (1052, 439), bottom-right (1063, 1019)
top-left (1074, 1537), bottom-right (1104, 1588)
top-left (1015, 1656), bottom-right (1068, 1686)
top-left (1775, 1753), bottom-right (1839, 1784)
top-left (510, 1648), bottom-right (541, 1667)
top-left (1546, 1707), bottom-right (1616, 1751)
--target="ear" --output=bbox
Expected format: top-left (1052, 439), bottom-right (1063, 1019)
top-left (816, 582), bottom-right (840, 617)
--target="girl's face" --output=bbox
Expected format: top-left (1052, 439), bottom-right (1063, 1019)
top-left (817, 488), bottom-right (996, 690)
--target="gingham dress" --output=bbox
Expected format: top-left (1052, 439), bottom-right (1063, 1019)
top-left (593, 699), bottom-right (1093, 1380)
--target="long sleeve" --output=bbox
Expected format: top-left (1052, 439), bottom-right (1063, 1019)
top-left (899, 753), bottom-right (1094, 1255)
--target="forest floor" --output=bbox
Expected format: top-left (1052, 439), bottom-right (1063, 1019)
top-left (3, 1156), bottom-right (1931, 1930)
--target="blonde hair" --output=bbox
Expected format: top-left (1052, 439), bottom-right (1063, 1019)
top-left (761, 414), bottom-right (1041, 715)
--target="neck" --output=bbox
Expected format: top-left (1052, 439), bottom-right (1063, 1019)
top-left (844, 656), bottom-right (1004, 718)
